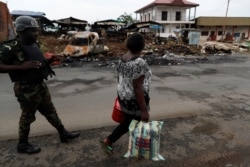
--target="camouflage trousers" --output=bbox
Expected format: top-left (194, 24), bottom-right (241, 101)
top-left (14, 82), bottom-right (63, 142)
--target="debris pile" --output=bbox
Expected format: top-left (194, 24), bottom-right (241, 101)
top-left (40, 35), bottom-right (249, 67)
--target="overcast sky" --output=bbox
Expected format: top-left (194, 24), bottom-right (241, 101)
top-left (3, 0), bottom-right (250, 23)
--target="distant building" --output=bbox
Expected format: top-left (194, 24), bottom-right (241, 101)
top-left (134, 0), bottom-right (199, 37)
top-left (194, 17), bottom-right (250, 41)
top-left (54, 17), bottom-right (88, 34)
top-left (135, 0), bottom-right (250, 42)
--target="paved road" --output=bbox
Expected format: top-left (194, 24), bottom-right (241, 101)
top-left (0, 55), bottom-right (250, 141)
top-left (1, 54), bottom-right (250, 166)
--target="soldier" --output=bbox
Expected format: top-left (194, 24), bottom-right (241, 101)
top-left (0, 16), bottom-right (80, 154)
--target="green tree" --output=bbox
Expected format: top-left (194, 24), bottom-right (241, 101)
top-left (117, 12), bottom-right (137, 25)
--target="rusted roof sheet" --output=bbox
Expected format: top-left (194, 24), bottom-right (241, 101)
top-left (0, 2), bottom-right (16, 42)
top-left (196, 17), bottom-right (250, 26)
top-left (135, 0), bottom-right (199, 13)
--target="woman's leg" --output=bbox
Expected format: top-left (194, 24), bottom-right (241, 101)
top-left (107, 114), bottom-right (140, 143)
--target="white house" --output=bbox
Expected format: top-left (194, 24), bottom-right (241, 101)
top-left (135, 0), bottom-right (250, 42)
top-left (134, 0), bottom-right (199, 37)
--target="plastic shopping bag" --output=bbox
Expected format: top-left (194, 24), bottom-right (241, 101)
top-left (124, 119), bottom-right (165, 161)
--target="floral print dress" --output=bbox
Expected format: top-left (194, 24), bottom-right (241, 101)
top-left (117, 57), bottom-right (152, 116)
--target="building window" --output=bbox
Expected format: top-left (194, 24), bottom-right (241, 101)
top-left (148, 13), bottom-right (150, 21)
top-left (176, 11), bottom-right (181, 21)
top-left (201, 31), bottom-right (209, 36)
top-left (234, 32), bottom-right (240, 38)
top-left (161, 11), bottom-right (168, 21)
top-left (218, 31), bottom-right (223, 35)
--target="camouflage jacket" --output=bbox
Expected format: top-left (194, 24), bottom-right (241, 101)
top-left (0, 38), bottom-right (55, 83)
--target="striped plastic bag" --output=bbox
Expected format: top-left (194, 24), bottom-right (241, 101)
top-left (124, 119), bottom-right (165, 161)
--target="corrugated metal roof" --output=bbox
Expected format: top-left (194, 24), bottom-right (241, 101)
top-left (54, 17), bottom-right (88, 25)
top-left (93, 19), bottom-right (126, 26)
top-left (135, 0), bottom-right (199, 13)
top-left (11, 10), bottom-right (45, 17)
top-left (11, 10), bottom-right (54, 26)
top-left (196, 17), bottom-right (250, 26)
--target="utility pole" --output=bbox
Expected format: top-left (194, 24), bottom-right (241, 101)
top-left (222, 0), bottom-right (230, 41)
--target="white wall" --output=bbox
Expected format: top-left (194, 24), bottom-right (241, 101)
top-left (138, 5), bottom-right (195, 37)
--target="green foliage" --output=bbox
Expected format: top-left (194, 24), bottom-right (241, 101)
top-left (117, 12), bottom-right (137, 25)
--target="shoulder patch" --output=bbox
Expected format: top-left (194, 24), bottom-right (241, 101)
top-left (1, 39), bottom-right (18, 51)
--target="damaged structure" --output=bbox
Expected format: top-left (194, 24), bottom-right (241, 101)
top-left (2, 0), bottom-right (248, 68)
top-left (11, 10), bottom-right (55, 35)
top-left (54, 17), bottom-right (89, 34)
top-left (91, 19), bottom-right (127, 41)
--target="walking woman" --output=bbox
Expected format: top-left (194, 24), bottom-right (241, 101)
top-left (101, 32), bottom-right (152, 155)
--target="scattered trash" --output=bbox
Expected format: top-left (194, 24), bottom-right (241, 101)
top-left (40, 32), bottom-right (249, 68)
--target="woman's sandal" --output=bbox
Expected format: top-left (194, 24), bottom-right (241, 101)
top-left (100, 140), bottom-right (113, 155)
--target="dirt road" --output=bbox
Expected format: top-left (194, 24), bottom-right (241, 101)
top-left (1, 54), bottom-right (250, 166)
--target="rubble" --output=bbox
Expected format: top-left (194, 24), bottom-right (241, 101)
top-left (40, 34), bottom-right (249, 68)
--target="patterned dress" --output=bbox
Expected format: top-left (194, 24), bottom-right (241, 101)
top-left (117, 57), bottom-right (152, 116)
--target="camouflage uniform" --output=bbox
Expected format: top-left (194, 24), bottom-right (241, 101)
top-left (0, 39), bottom-right (63, 143)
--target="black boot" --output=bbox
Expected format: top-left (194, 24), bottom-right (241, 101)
top-left (17, 142), bottom-right (41, 154)
top-left (57, 126), bottom-right (80, 143)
